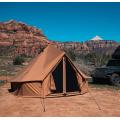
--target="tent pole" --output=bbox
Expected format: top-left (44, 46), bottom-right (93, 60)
top-left (40, 83), bottom-right (46, 112)
top-left (63, 56), bottom-right (66, 96)
top-left (42, 97), bottom-right (46, 112)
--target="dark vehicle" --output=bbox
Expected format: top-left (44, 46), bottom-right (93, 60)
top-left (92, 46), bottom-right (120, 86)
top-left (92, 59), bottom-right (120, 86)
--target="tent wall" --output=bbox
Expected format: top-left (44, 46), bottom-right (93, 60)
top-left (77, 73), bottom-right (88, 94)
top-left (42, 74), bottom-right (51, 97)
top-left (22, 82), bottom-right (42, 96)
top-left (80, 81), bottom-right (88, 94)
top-left (11, 82), bottom-right (42, 96)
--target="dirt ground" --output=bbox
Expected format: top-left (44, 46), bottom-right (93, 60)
top-left (0, 83), bottom-right (120, 117)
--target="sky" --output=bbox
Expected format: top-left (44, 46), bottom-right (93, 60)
top-left (0, 2), bottom-right (120, 42)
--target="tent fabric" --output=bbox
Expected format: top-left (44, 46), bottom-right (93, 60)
top-left (10, 44), bottom-right (89, 97)
top-left (10, 45), bottom-right (65, 82)
top-left (11, 82), bottom-right (42, 96)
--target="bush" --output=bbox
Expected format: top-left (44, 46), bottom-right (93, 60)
top-left (64, 48), bottom-right (76, 61)
top-left (85, 52), bottom-right (111, 67)
top-left (13, 55), bottom-right (25, 65)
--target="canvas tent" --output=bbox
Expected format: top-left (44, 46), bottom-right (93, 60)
top-left (10, 45), bottom-right (88, 97)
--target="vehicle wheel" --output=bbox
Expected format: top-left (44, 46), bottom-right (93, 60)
top-left (110, 73), bottom-right (120, 86)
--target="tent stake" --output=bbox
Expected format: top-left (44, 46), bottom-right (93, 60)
top-left (41, 84), bottom-right (46, 112)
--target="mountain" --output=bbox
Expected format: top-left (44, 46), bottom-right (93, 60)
top-left (90, 35), bottom-right (103, 41)
top-left (0, 20), bottom-right (119, 58)
top-left (85, 38), bottom-right (118, 54)
top-left (0, 20), bottom-right (50, 57)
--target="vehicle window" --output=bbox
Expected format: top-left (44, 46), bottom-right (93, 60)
top-left (107, 59), bottom-right (120, 66)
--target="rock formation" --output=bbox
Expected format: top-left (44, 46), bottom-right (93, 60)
top-left (0, 20), bottom-right (49, 57)
top-left (0, 20), bottom-right (119, 57)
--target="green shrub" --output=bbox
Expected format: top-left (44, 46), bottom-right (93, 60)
top-left (13, 55), bottom-right (25, 65)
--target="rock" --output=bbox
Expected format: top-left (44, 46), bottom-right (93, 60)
top-left (0, 20), bottom-right (49, 57)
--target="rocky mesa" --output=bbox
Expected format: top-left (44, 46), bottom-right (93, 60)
top-left (0, 20), bottom-right (50, 57)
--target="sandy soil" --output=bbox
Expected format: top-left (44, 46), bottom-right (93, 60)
top-left (0, 83), bottom-right (120, 117)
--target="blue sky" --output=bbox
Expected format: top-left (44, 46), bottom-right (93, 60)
top-left (0, 2), bottom-right (120, 42)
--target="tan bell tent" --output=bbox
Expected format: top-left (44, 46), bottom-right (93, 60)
top-left (10, 44), bottom-right (89, 97)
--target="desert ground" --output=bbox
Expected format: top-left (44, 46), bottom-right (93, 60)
top-left (0, 82), bottom-right (120, 117)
